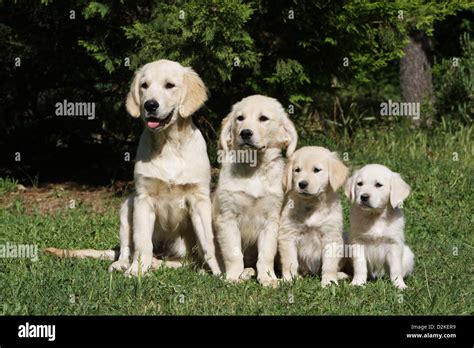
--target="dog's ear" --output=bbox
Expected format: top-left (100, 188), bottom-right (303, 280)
top-left (282, 156), bottom-right (294, 193)
top-left (218, 113), bottom-right (233, 152)
top-left (329, 153), bottom-right (349, 192)
top-left (390, 172), bottom-right (410, 208)
top-left (125, 70), bottom-right (142, 118)
top-left (280, 113), bottom-right (298, 157)
top-left (344, 171), bottom-right (356, 203)
top-left (180, 68), bottom-right (207, 118)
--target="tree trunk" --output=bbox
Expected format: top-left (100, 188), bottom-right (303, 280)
top-left (399, 30), bottom-right (434, 126)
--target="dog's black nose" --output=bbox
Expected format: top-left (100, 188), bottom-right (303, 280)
top-left (298, 181), bottom-right (308, 189)
top-left (240, 129), bottom-right (253, 139)
top-left (144, 99), bottom-right (159, 112)
top-left (360, 193), bottom-right (370, 202)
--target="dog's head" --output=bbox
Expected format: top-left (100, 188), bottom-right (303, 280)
top-left (219, 95), bottom-right (297, 156)
top-left (126, 59), bottom-right (207, 131)
top-left (344, 164), bottom-right (410, 211)
top-left (283, 146), bottom-right (348, 198)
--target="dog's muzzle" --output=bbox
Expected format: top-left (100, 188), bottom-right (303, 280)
top-left (145, 109), bottom-right (174, 130)
top-left (239, 140), bottom-right (266, 151)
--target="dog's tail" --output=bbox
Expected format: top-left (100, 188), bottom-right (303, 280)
top-left (44, 247), bottom-right (119, 260)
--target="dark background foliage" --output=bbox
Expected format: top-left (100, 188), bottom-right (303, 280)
top-left (0, 0), bottom-right (472, 184)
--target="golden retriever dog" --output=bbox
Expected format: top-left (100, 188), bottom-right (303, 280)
top-left (212, 95), bottom-right (298, 287)
top-left (278, 146), bottom-right (349, 287)
top-left (46, 60), bottom-right (221, 276)
top-left (344, 164), bottom-right (414, 289)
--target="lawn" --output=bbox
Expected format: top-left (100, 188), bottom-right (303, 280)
top-left (0, 124), bottom-right (472, 315)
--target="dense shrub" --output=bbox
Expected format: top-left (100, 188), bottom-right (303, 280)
top-left (433, 32), bottom-right (473, 125)
top-left (0, 0), bottom-right (471, 154)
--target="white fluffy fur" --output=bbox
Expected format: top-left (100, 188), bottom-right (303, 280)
top-left (213, 95), bottom-right (297, 287)
top-left (115, 60), bottom-right (220, 276)
top-left (278, 146), bottom-right (349, 287)
top-left (46, 60), bottom-right (221, 276)
top-left (345, 164), bottom-right (414, 289)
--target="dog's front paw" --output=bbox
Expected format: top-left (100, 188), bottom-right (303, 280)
top-left (108, 259), bottom-right (129, 272)
top-left (393, 278), bottom-right (408, 290)
top-left (337, 271), bottom-right (350, 280)
top-left (240, 267), bottom-right (256, 280)
top-left (321, 273), bottom-right (339, 288)
top-left (211, 268), bottom-right (222, 276)
top-left (225, 267), bottom-right (245, 283)
top-left (206, 259), bottom-right (222, 276)
top-left (225, 268), bottom-right (255, 283)
top-left (258, 275), bottom-right (280, 288)
top-left (124, 259), bottom-right (151, 277)
top-left (225, 276), bottom-right (244, 284)
top-left (351, 277), bottom-right (367, 286)
top-left (281, 271), bottom-right (300, 282)
top-left (281, 275), bottom-right (295, 282)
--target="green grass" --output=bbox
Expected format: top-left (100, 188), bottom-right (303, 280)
top-left (0, 177), bottom-right (19, 193)
top-left (1, 124), bottom-right (473, 315)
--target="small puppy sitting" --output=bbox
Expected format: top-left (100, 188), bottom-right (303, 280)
top-left (213, 95), bottom-right (298, 287)
top-left (345, 164), bottom-right (414, 289)
top-left (278, 146), bottom-right (349, 287)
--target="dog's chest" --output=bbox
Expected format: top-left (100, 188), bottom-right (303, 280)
top-left (158, 153), bottom-right (186, 180)
top-left (228, 188), bottom-right (283, 245)
top-left (305, 208), bottom-right (330, 229)
top-left (289, 205), bottom-right (329, 232)
top-left (141, 177), bottom-right (199, 199)
top-left (230, 192), bottom-right (283, 228)
top-left (353, 219), bottom-right (399, 245)
top-left (137, 152), bottom-right (187, 183)
top-left (222, 159), bottom-right (284, 199)
top-left (244, 176), bottom-right (268, 198)
top-left (233, 173), bottom-right (280, 199)
top-left (141, 177), bottom-right (200, 232)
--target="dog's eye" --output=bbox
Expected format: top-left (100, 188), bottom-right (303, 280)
top-left (375, 183), bottom-right (383, 188)
top-left (294, 167), bottom-right (301, 173)
top-left (313, 167), bottom-right (321, 173)
top-left (236, 115), bottom-right (244, 121)
top-left (141, 82), bottom-right (148, 89)
top-left (357, 182), bottom-right (363, 186)
top-left (165, 82), bottom-right (175, 89)
top-left (259, 115), bottom-right (269, 122)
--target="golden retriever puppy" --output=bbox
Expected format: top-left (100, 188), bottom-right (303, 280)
top-left (213, 95), bottom-right (298, 287)
top-left (278, 146), bottom-right (349, 287)
top-left (345, 164), bottom-right (414, 289)
top-left (46, 60), bottom-right (221, 276)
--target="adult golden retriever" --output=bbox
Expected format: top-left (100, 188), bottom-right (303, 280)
top-left (47, 60), bottom-right (221, 276)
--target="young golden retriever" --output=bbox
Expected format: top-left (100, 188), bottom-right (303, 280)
top-left (212, 95), bottom-right (297, 287)
top-left (46, 60), bottom-right (221, 276)
top-left (345, 164), bottom-right (414, 289)
top-left (278, 146), bottom-right (349, 287)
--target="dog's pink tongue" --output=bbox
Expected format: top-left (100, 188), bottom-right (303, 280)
top-left (147, 121), bottom-right (160, 129)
